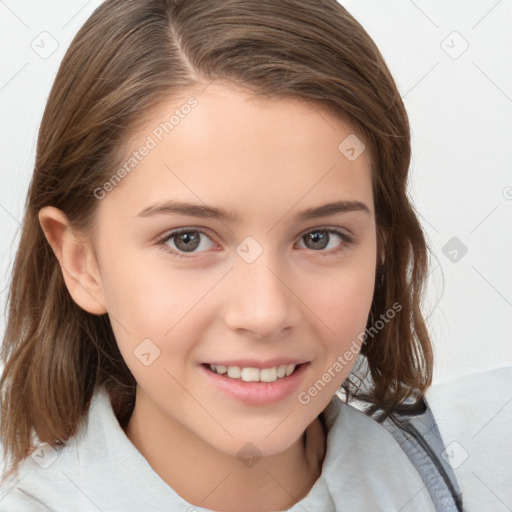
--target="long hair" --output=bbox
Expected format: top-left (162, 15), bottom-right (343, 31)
top-left (0, 0), bottom-right (433, 479)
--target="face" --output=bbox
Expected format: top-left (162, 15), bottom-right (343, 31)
top-left (88, 82), bottom-right (377, 458)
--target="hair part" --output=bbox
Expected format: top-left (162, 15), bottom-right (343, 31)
top-left (1, 0), bottom-right (432, 480)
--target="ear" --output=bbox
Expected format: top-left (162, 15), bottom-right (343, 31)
top-left (38, 206), bottom-right (107, 315)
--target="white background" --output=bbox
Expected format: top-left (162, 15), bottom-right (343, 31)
top-left (1, 0), bottom-right (511, 385)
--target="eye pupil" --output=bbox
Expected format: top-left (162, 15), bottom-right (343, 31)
top-left (175, 231), bottom-right (200, 252)
top-left (305, 230), bottom-right (328, 250)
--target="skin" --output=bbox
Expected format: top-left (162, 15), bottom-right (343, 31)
top-left (39, 82), bottom-right (377, 512)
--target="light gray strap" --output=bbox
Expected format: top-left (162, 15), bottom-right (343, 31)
top-left (379, 399), bottom-right (465, 512)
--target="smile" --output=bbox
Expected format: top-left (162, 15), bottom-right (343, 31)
top-left (200, 362), bottom-right (310, 405)
top-left (206, 363), bottom-right (299, 383)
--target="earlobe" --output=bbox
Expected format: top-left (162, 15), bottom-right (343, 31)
top-left (38, 206), bottom-right (107, 315)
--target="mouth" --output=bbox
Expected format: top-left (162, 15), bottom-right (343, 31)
top-left (200, 361), bottom-right (310, 405)
top-left (201, 362), bottom-right (306, 383)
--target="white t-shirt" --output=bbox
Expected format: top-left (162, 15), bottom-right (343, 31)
top-left (0, 385), bottom-right (436, 511)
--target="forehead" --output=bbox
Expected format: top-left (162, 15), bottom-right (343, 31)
top-left (97, 82), bottom-right (373, 223)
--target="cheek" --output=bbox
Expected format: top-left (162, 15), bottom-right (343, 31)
top-left (293, 261), bottom-right (375, 413)
top-left (100, 252), bottom-right (216, 376)
top-left (100, 250), bottom-right (202, 331)
top-left (333, 279), bottom-right (373, 336)
top-left (307, 259), bottom-right (375, 351)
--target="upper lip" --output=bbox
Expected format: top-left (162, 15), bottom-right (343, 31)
top-left (202, 358), bottom-right (310, 369)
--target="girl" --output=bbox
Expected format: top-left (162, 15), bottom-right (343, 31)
top-left (0, 0), bottom-right (465, 510)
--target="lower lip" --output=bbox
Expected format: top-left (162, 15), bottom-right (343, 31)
top-left (200, 363), bottom-right (309, 405)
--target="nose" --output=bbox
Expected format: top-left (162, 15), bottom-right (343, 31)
top-left (223, 254), bottom-right (301, 340)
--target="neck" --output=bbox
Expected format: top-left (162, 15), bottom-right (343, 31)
top-left (123, 394), bottom-right (326, 512)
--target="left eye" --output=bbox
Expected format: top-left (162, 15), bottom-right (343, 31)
top-left (297, 229), bottom-right (350, 252)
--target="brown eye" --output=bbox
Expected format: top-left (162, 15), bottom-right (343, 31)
top-left (172, 231), bottom-right (201, 252)
top-left (303, 230), bottom-right (330, 250)
top-left (298, 229), bottom-right (351, 253)
top-left (158, 229), bottom-right (215, 257)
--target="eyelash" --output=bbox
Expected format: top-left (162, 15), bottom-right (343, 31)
top-left (156, 227), bottom-right (353, 261)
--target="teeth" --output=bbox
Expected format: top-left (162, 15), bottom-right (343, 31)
top-left (227, 366), bottom-right (241, 379)
top-left (209, 363), bottom-right (298, 383)
top-left (241, 367), bottom-right (260, 382)
top-left (285, 364), bottom-right (295, 376)
top-left (260, 367), bottom-right (277, 382)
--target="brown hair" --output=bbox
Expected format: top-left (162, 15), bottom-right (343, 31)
top-left (0, 0), bottom-right (432, 479)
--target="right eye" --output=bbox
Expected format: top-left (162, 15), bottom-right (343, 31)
top-left (156, 228), bottom-right (216, 259)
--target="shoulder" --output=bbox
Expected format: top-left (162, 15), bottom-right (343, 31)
top-left (425, 366), bottom-right (512, 511)
top-left (0, 411), bottom-right (104, 511)
top-left (317, 396), bottom-right (437, 511)
top-left (0, 386), bottom-right (187, 512)
top-left (0, 387), bottom-right (110, 511)
top-left (0, 440), bottom-right (81, 511)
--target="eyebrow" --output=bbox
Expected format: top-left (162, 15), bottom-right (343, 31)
top-left (137, 199), bottom-right (370, 223)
